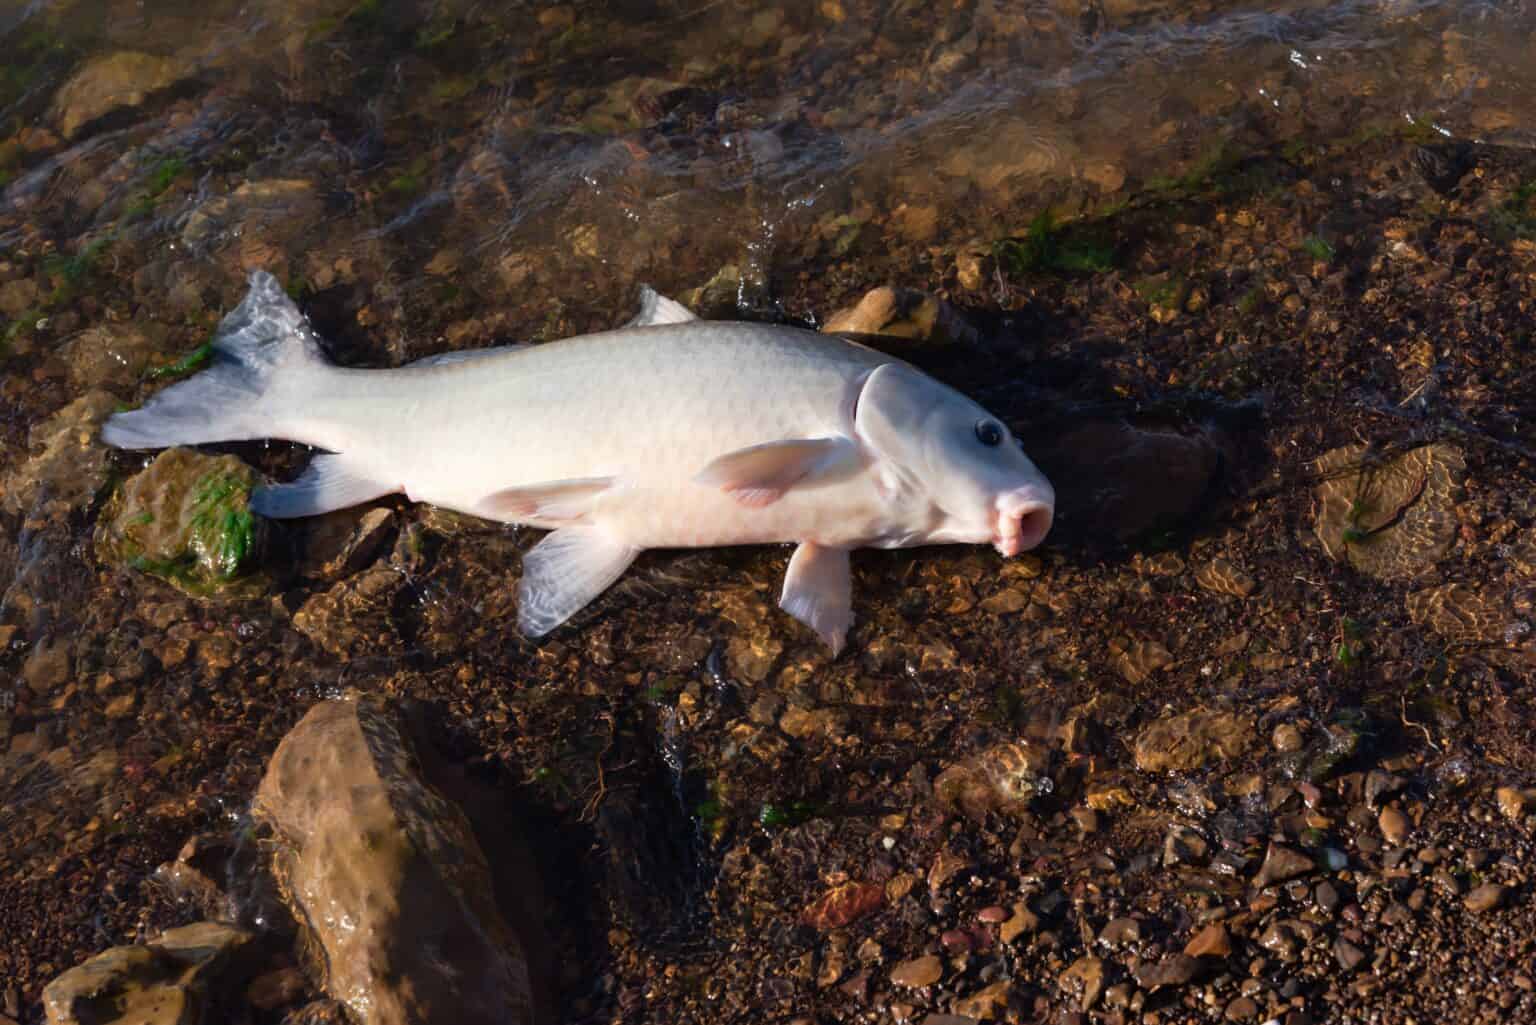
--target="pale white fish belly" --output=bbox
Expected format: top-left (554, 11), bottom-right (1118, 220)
top-left (294, 321), bottom-right (891, 546)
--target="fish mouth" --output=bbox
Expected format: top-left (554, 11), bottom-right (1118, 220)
top-left (992, 486), bottom-right (1055, 558)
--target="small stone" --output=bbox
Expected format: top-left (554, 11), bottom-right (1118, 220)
top-left (890, 955), bottom-right (942, 989)
top-left (1098, 917), bottom-right (1141, 946)
top-left (1333, 937), bottom-right (1367, 972)
top-left (1378, 806), bottom-right (1409, 845)
top-left (821, 286), bottom-right (977, 347)
top-left (1494, 786), bottom-right (1535, 822)
top-left (1183, 924), bottom-right (1231, 959)
top-left (1271, 723), bottom-right (1305, 753)
top-left (1071, 806), bottom-right (1100, 833)
top-left (1225, 996), bottom-right (1260, 1021)
top-left (1314, 880), bottom-right (1341, 913)
top-left (1060, 955), bottom-right (1106, 1011)
top-left (976, 906), bottom-right (1008, 924)
top-left (999, 902), bottom-right (1040, 944)
top-left (1163, 824), bottom-right (1209, 866)
top-left (1464, 884), bottom-right (1509, 913)
top-left (801, 881), bottom-right (884, 931)
top-left (103, 693), bottom-right (137, 719)
top-left (1135, 954), bottom-right (1199, 992)
top-left (1364, 771), bottom-right (1406, 807)
top-left (1253, 843), bottom-right (1315, 888)
top-left (952, 980), bottom-right (1010, 1020)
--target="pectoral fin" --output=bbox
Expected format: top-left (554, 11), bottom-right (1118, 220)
top-left (780, 542), bottom-right (853, 655)
top-left (696, 437), bottom-right (854, 508)
top-left (479, 476), bottom-right (615, 524)
top-left (518, 526), bottom-right (640, 637)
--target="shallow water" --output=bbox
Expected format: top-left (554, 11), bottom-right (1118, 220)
top-left (2, 0), bottom-right (1534, 323)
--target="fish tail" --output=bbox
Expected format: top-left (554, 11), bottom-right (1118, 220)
top-left (102, 270), bottom-right (330, 449)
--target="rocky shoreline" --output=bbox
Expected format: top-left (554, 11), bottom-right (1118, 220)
top-left (3, 1), bottom-right (1536, 1022)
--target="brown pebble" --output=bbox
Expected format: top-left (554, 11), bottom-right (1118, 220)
top-left (889, 954), bottom-right (942, 988)
top-left (1184, 923), bottom-right (1232, 959)
top-left (977, 905), bottom-right (1008, 923)
top-left (1464, 884), bottom-right (1509, 913)
top-left (1377, 806), bottom-right (1409, 845)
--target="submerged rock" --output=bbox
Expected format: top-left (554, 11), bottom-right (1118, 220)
top-left (933, 740), bottom-right (1052, 821)
top-left (0, 391), bottom-right (117, 519)
top-left (96, 448), bottom-right (262, 594)
top-left (821, 286), bottom-right (979, 348)
top-left (1134, 708), bottom-right (1252, 773)
top-left (60, 324), bottom-right (160, 393)
top-left (252, 698), bottom-right (535, 1025)
top-left (1313, 444), bottom-right (1465, 581)
top-left (51, 51), bottom-right (195, 138)
top-left (42, 922), bottom-right (254, 1025)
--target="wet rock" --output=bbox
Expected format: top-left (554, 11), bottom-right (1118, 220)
top-left (181, 180), bottom-right (323, 268)
top-left (998, 902), bottom-right (1040, 944)
top-left (682, 265), bottom-right (746, 319)
top-left (1195, 557), bottom-right (1257, 597)
top-left (822, 286), bottom-right (978, 348)
top-left (952, 979), bottom-right (1010, 1019)
top-left (1110, 635), bottom-right (1173, 684)
top-left (890, 955), bottom-right (942, 988)
top-left (933, 741), bottom-right (1051, 820)
top-left (1059, 955), bottom-right (1106, 1011)
top-left (1163, 824), bottom-right (1209, 866)
top-left (1184, 923), bottom-right (1231, 959)
top-left (1464, 884), bottom-right (1509, 913)
top-left (0, 277), bottom-right (39, 316)
top-left (51, 52), bottom-right (194, 138)
top-left (1098, 917), bottom-right (1141, 946)
top-left (0, 391), bottom-right (118, 518)
top-left (801, 881), bottom-right (884, 931)
top-left (60, 325), bottom-right (159, 393)
top-left (1038, 422), bottom-right (1221, 542)
top-left (1135, 953), bottom-right (1199, 992)
top-left (1495, 786), bottom-right (1536, 823)
top-left (42, 922), bottom-right (254, 1025)
top-left (1333, 937), bottom-right (1368, 972)
top-left (291, 568), bottom-right (404, 659)
top-left (1253, 843), bottom-right (1315, 888)
top-left (1134, 709), bottom-right (1252, 773)
top-left (96, 448), bottom-right (262, 594)
top-left (252, 698), bottom-right (534, 1025)
top-left (302, 508), bottom-right (396, 580)
top-left (1407, 583), bottom-right (1509, 646)
top-left (1313, 444), bottom-right (1465, 580)
top-left (1378, 806), bottom-right (1409, 845)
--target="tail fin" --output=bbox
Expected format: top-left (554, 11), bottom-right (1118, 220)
top-left (102, 271), bottom-right (329, 450)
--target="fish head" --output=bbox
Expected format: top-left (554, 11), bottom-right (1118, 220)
top-left (854, 362), bottom-right (1055, 556)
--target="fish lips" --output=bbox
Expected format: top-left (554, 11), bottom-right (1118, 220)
top-left (993, 485), bottom-right (1055, 557)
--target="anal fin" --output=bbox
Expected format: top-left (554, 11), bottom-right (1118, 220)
top-left (251, 453), bottom-right (397, 518)
top-left (518, 526), bottom-right (640, 637)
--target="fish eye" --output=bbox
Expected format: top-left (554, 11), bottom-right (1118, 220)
top-left (974, 420), bottom-right (1004, 447)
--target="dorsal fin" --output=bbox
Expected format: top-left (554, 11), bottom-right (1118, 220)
top-left (625, 286), bottom-right (698, 328)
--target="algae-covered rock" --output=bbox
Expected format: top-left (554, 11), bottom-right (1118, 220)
top-left (252, 698), bottom-right (535, 1025)
top-left (1313, 444), bottom-right (1465, 580)
top-left (42, 921), bottom-right (254, 1025)
top-left (97, 448), bottom-right (262, 594)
